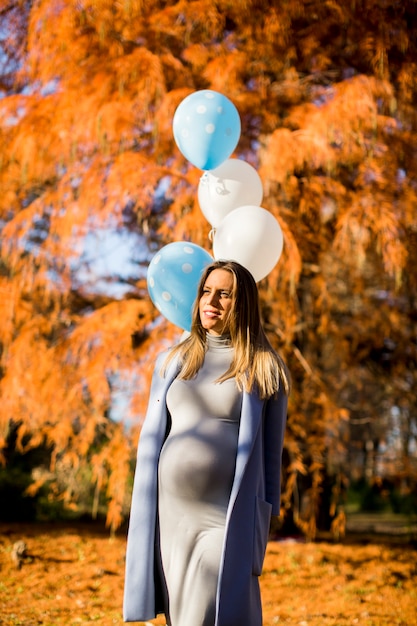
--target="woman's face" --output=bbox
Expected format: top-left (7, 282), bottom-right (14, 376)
top-left (199, 268), bottom-right (234, 336)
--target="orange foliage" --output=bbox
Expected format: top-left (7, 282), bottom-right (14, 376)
top-left (0, 0), bottom-right (416, 533)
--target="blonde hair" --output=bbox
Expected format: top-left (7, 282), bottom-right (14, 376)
top-left (162, 260), bottom-right (290, 399)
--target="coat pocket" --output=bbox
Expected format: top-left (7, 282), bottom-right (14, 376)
top-left (252, 497), bottom-right (272, 576)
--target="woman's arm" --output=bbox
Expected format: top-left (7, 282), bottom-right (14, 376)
top-left (263, 387), bottom-right (288, 516)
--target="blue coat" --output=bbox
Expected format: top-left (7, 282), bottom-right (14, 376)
top-left (123, 351), bottom-right (288, 625)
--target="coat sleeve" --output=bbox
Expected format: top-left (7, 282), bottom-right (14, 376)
top-left (263, 385), bottom-right (288, 516)
top-left (123, 352), bottom-right (170, 622)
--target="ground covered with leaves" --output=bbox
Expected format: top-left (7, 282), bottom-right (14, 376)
top-left (0, 523), bottom-right (416, 626)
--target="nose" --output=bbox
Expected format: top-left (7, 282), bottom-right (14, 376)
top-left (206, 291), bottom-right (219, 307)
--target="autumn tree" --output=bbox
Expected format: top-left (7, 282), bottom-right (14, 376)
top-left (0, 0), bottom-right (416, 535)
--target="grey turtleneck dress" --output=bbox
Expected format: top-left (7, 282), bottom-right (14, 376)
top-left (157, 333), bottom-right (242, 626)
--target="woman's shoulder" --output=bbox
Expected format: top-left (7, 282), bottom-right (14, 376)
top-left (154, 343), bottom-right (183, 375)
top-left (155, 333), bottom-right (188, 360)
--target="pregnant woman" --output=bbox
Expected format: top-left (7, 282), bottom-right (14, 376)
top-left (123, 260), bottom-right (290, 626)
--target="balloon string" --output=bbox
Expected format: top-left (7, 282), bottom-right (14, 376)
top-left (215, 181), bottom-right (228, 196)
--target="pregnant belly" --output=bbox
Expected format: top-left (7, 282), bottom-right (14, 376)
top-left (159, 424), bottom-right (238, 503)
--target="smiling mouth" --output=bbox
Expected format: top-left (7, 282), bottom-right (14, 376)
top-left (203, 310), bottom-right (220, 318)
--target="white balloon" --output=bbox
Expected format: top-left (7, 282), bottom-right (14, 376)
top-left (212, 205), bottom-right (284, 282)
top-left (198, 159), bottom-right (263, 227)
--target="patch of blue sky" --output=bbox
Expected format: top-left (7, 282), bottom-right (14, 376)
top-left (71, 226), bottom-right (153, 298)
top-left (2, 103), bottom-right (26, 126)
top-left (21, 78), bottom-right (60, 96)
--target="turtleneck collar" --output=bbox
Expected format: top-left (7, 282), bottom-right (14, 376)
top-left (206, 333), bottom-right (232, 351)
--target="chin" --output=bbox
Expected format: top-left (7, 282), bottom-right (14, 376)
top-left (203, 324), bottom-right (217, 333)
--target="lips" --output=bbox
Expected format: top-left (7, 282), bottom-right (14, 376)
top-left (203, 309), bottom-right (220, 318)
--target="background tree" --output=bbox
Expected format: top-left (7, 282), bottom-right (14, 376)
top-left (0, 0), bottom-right (416, 535)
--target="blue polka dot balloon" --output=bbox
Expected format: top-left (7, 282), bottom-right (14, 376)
top-left (173, 90), bottom-right (241, 170)
top-left (147, 242), bottom-right (213, 330)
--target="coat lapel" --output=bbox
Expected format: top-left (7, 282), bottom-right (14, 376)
top-left (227, 390), bottom-right (263, 511)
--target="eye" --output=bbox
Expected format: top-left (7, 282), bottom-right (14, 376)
top-left (221, 291), bottom-right (231, 297)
